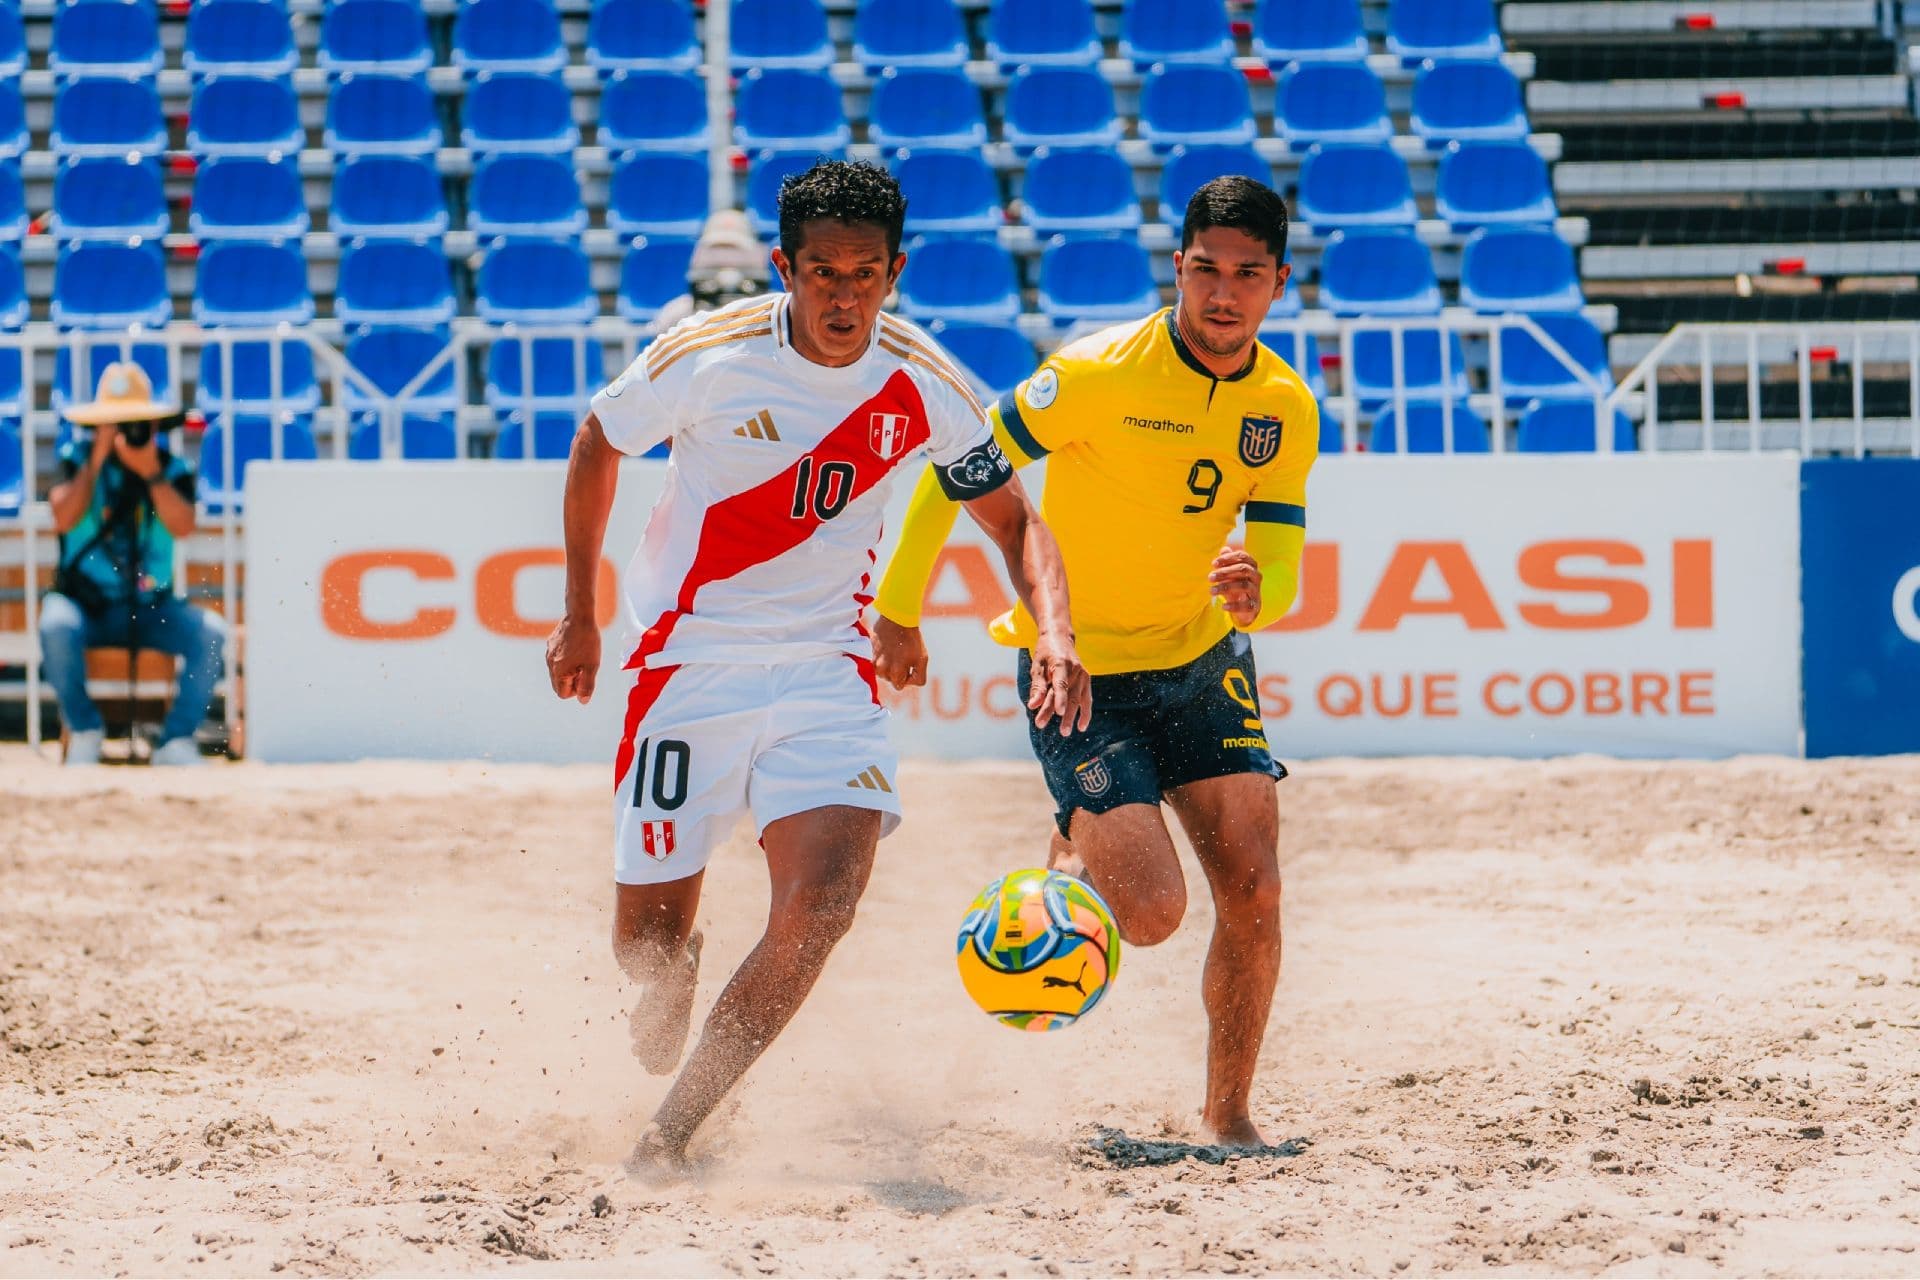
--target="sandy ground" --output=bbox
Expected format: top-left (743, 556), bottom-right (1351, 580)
top-left (3, 750), bottom-right (1920, 1277)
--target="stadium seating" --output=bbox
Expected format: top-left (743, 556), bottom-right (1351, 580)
top-left (1386, 0), bottom-right (1504, 64)
top-left (587, 0), bottom-right (701, 74)
top-left (1138, 65), bottom-right (1257, 149)
top-left (477, 241), bottom-right (597, 324)
top-left (852, 0), bottom-right (968, 70)
top-left (184, 0), bottom-right (297, 78)
top-left (0, 4), bottom-right (22, 79)
top-left (319, 0), bottom-right (433, 75)
top-left (618, 237), bottom-right (696, 322)
top-left (49, 157), bottom-right (166, 241)
top-left (485, 336), bottom-right (607, 410)
top-left (0, 249), bottom-right (24, 328)
top-left (50, 0), bottom-right (162, 78)
top-left (1003, 67), bottom-right (1121, 152)
top-left (1435, 142), bottom-right (1557, 228)
top-left (0, 166), bottom-right (26, 243)
top-left (329, 156), bottom-right (449, 238)
top-left (494, 410), bottom-right (580, 460)
top-left (198, 414), bottom-right (320, 513)
top-left (1276, 63), bottom-right (1391, 145)
top-left (334, 240), bottom-right (457, 326)
top-left (462, 73), bottom-right (580, 155)
top-left (599, 71), bottom-right (708, 152)
top-left (343, 326), bottom-right (461, 413)
top-left (198, 341), bottom-right (321, 415)
top-left (897, 237), bottom-right (1020, 323)
top-left (191, 156), bottom-right (309, 241)
top-left (894, 150), bottom-right (1001, 235)
top-left (1295, 145), bottom-right (1416, 231)
top-left (985, 0), bottom-right (1098, 68)
top-left (0, 83), bottom-right (24, 161)
top-left (868, 69), bottom-right (987, 151)
top-left (1409, 61), bottom-right (1528, 146)
top-left (1368, 402), bottom-right (1492, 453)
top-left (188, 77), bottom-right (303, 157)
top-left (49, 340), bottom-right (170, 413)
top-left (1496, 314), bottom-right (1611, 405)
top-left (746, 150), bottom-right (838, 236)
top-left (609, 154), bottom-right (711, 239)
top-left (348, 412), bottom-right (461, 461)
top-left (1121, 0), bottom-right (1233, 67)
top-left (1348, 328), bottom-right (1471, 406)
top-left (193, 242), bottom-right (315, 327)
top-left (1159, 145), bottom-right (1274, 224)
top-left (325, 75), bottom-right (442, 156)
top-left (730, 0), bottom-right (834, 71)
top-left (929, 321), bottom-right (1034, 398)
top-left (1037, 237), bottom-right (1158, 328)
top-left (51, 242), bottom-right (170, 329)
top-left (1517, 399), bottom-right (1636, 453)
top-left (1021, 150), bottom-right (1141, 235)
top-left (1318, 230), bottom-right (1443, 316)
top-left (453, 0), bottom-right (568, 74)
top-left (469, 155), bottom-right (588, 238)
top-left (0, 421), bottom-right (21, 518)
top-left (1254, 0), bottom-right (1367, 65)
top-left (735, 70), bottom-right (852, 153)
top-left (1459, 227), bottom-right (1584, 313)
top-left (51, 77), bottom-right (166, 158)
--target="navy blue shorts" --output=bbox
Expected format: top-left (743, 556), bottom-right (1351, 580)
top-left (1016, 630), bottom-right (1286, 838)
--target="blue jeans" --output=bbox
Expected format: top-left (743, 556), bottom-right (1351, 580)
top-left (39, 591), bottom-right (228, 742)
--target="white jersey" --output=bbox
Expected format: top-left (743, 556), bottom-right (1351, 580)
top-left (591, 295), bottom-right (1013, 672)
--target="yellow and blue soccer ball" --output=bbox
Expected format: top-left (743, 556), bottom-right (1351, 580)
top-left (956, 868), bottom-right (1121, 1032)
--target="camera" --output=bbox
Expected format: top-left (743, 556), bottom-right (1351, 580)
top-left (119, 420), bottom-right (153, 449)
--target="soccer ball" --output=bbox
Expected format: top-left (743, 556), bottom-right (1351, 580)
top-left (955, 869), bottom-right (1121, 1032)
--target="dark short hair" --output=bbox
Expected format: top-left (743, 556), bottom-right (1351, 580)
top-left (1181, 175), bottom-right (1289, 263)
top-left (777, 159), bottom-right (908, 262)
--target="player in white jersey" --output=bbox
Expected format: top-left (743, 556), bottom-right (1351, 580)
top-left (545, 161), bottom-right (1091, 1168)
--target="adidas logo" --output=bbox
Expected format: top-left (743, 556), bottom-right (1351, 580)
top-left (734, 410), bottom-right (780, 441)
top-left (846, 766), bottom-right (893, 793)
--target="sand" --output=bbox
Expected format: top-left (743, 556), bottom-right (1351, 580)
top-left (2, 749), bottom-right (1919, 1277)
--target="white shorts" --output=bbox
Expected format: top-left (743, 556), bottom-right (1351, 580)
top-left (610, 654), bottom-right (903, 885)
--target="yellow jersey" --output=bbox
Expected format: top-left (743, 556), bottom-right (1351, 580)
top-left (876, 308), bottom-right (1319, 675)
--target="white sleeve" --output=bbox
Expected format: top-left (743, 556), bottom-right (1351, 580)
top-left (590, 350), bottom-right (676, 457)
top-left (919, 368), bottom-right (1013, 501)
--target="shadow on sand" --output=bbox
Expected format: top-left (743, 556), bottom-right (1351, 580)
top-left (1082, 1126), bottom-right (1311, 1169)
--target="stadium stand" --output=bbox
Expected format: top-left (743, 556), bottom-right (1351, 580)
top-left (49, 77), bottom-right (166, 158)
top-left (183, 0), bottom-right (298, 78)
top-left (318, 0), bottom-right (433, 75)
top-left (1253, 0), bottom-right (1368, 65)
top-left (608, 153), bottom-right (711, 238)
top-left (868, 68), bottom-right (988, 150)
top-left (328, 156), bottom-right (447, 239)
top-left (324, 74), bottom-right (442, 156)
top-left (618, 236), bottom-right (698, 322)
top-left (986, 0), bottom-right (1101, 68)
top-left (852, 0), bottom-right (969, 70)
top-left (893, 149), bottom-right (1002, 235)
top-left (48, 157), bottom-right (167, 242)
top-left (50, 0), bottom-right (163, 79)
top-left (1019, 149), bottom-right (1141, 234)
top-left (586, 0), bottom-right (702, 73)
top-left (1369, 402), bottom-right (1493, 454)
top-left (187, 76), bottom-right (304, 157)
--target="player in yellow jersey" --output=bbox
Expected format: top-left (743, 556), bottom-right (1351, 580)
top-left (872, 177), bottom-right (1317, 1147)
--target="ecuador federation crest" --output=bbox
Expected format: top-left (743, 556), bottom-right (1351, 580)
top-left (1239, 413), bottom-right (1284, 467)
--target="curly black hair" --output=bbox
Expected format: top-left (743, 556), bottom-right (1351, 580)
top-left (777, 159), bottom-right (908, 262)
top-left (1182, 175), bottom-right (1289, 263)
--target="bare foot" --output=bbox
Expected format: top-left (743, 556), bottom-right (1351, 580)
top-left (1203, 1113), bottom-right (1269, 1148)
top-left (629, 931), bottom-right (702, 1076)
top-left (622, 1122), bottom-right (689, 1182)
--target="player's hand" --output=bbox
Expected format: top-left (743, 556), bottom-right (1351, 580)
top-left (872, 614), bottom-right (928, 689)
top-left (1029, 632), bottom-right (1092, 736)
top-left (546, 611), bottom-right (600, 704)
top-left (1209, 546), bottom-right (1262, 627)
top-left (88, 424), bottom-right (118, 468)
top-left (112, 430), bottom-right (163, 481)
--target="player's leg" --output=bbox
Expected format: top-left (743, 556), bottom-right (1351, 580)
top-left (1062, 803), bottom-right (1186, 947)
top-left (614, 875), bottom-right (704, 1075)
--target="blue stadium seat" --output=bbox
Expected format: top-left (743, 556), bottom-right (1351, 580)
top-left (1037, 237), bottom-right (1158, 328)
top-left (1296, 144), bottom-right (1416, 231)
top-left (1436, 141), bottom-right (1556, 228)
top-left (48, 157), bottom-right (165, 241)
top-left (193, 156), bottom-right (308, 239)
top-left (495, 410), bottom-right (579, 461)
top-left (1159, 145), bottom-right (1274, 225)
top-left (0, 83), bottom-right (25, 161)
top-left (1496, 314), bottom-right (1610, 405)
top-left (486, 336), bottom-right (607, 410)
top-left (618, 237), bottom-right (696, 322)
top-left (735, 69), bottom-right (851, 153)
top-left (52, 242), bottom-right (169, 329)
top-left (0, 4), bottom-right (22, 79)
top-left (897, 237), bottom-right (1020, 324)
top-left (1277, 63), bottom-right (1391, 144)
top-left (198, 413), bottom-right (320, 512)
top-left (185, 0), bottom-right (297, 77)
top-left (1317, 229), bottom-right (1442, 316)
top-left (1021, 150), bottom-right (1140, 235)
top-left (1368, 402), bottom-right (1491, 453)
top-left (348, 411), bottom-right (460, 461)
top-left (587, 0), bottom-right (701, 73)
top-left (51, 77), bottom-right (166, 158)
top-left (1349, 328), bottom-right (1470, 406)
top-left (1387, 0), bottom-right (1503, 63)
top-left (454, 0), bottom-right (567, 74)
top-left (746, 150), bottom-right (840, 237)
top-left (869, 69), bottom-right (986, 151)
top-left (335, 240), bottom-right (457, 326)
top-left (1122, 0), bottom-right (1233, 66)
top-left (1268, 254), bottom-right (1304, 320)
top-left (894, 150), bottom-right (1002, 235)
top-left (0, 421), bottom-right (21, 517)
top-left (319, 0), bottom-right (432, 75)
top-left (1460, 227), bottom-right (1583, 313)
top-left (1254, 0), bottom-right (1367, 65)
top-left (609, 153), bottom-right (710, 239)
top-left (599, 71), bottom-right (707, 152)
top-left (1261, 329), bottom-right (1327, 398)
top-left (478, 241), bottom-right (596, 324)
top-left (731, 0), bottom-right (833, 71)
top-left (198, 340), bottom-right (320, 415)
top-left (49, 339), bottom-right (170, 414)
top-left (1411, 61), bottom-right (1528, 145)
top-left (1517, 399), bottom-right (1636, 453)
top-left (343, 325), bottom-right (460, 413)
top-left (51, 0), bottom-right (161, 77)
top-left (326, 74), bottom-right (442, 156)
top-left (1139, 65), bottom-right (1256, 149)
top-left (1003, 67), bottom-right (1120, 152)
top-left (0, 248), bottom-right (23, 328)
top-left (463, 73), bottom-right (580, 154)
top-left (0, 166), bottom-right (25, 242)
top-left (188, 76), bottom-right (302, 157)
top-left (986, 0), bottom-right (1097, 67)
top-left (329, 156), bottom-right (448, 238)
top-left (469, 154), bottom-right (586, 238)
top-left (854, 0), bottom-right (967, 70)
top-left (929, 321), bottom-right (1034, 399)
top-left (194, 242), bottom-right (314, 326)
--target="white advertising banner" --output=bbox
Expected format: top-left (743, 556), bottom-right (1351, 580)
top-left (246, 455), bottom-right (1803, 763)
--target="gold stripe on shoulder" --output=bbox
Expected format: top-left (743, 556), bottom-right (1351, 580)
top-left (878, 320), bottom-right (986, 416)
top-left (878, 338), bottom-right (987, 423)
top-left (648, 327), bottom-right (774, 381)
top-left (645, 302), bottom-right (778, 373)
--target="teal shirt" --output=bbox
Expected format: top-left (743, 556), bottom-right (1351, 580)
top-left (56, 439), bottom-right (197, 607)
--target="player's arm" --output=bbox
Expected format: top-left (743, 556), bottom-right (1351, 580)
top-left (959, 476), bottom-right (1089, 734)
top-left (1211, 393), bottom-right (1319, 631)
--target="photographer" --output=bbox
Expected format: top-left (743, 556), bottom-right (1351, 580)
top-left (39, 363), bottom-right (225, 766)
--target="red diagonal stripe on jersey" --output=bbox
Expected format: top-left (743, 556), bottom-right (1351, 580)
top-left (613, 664), bottom-right (678, 791)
